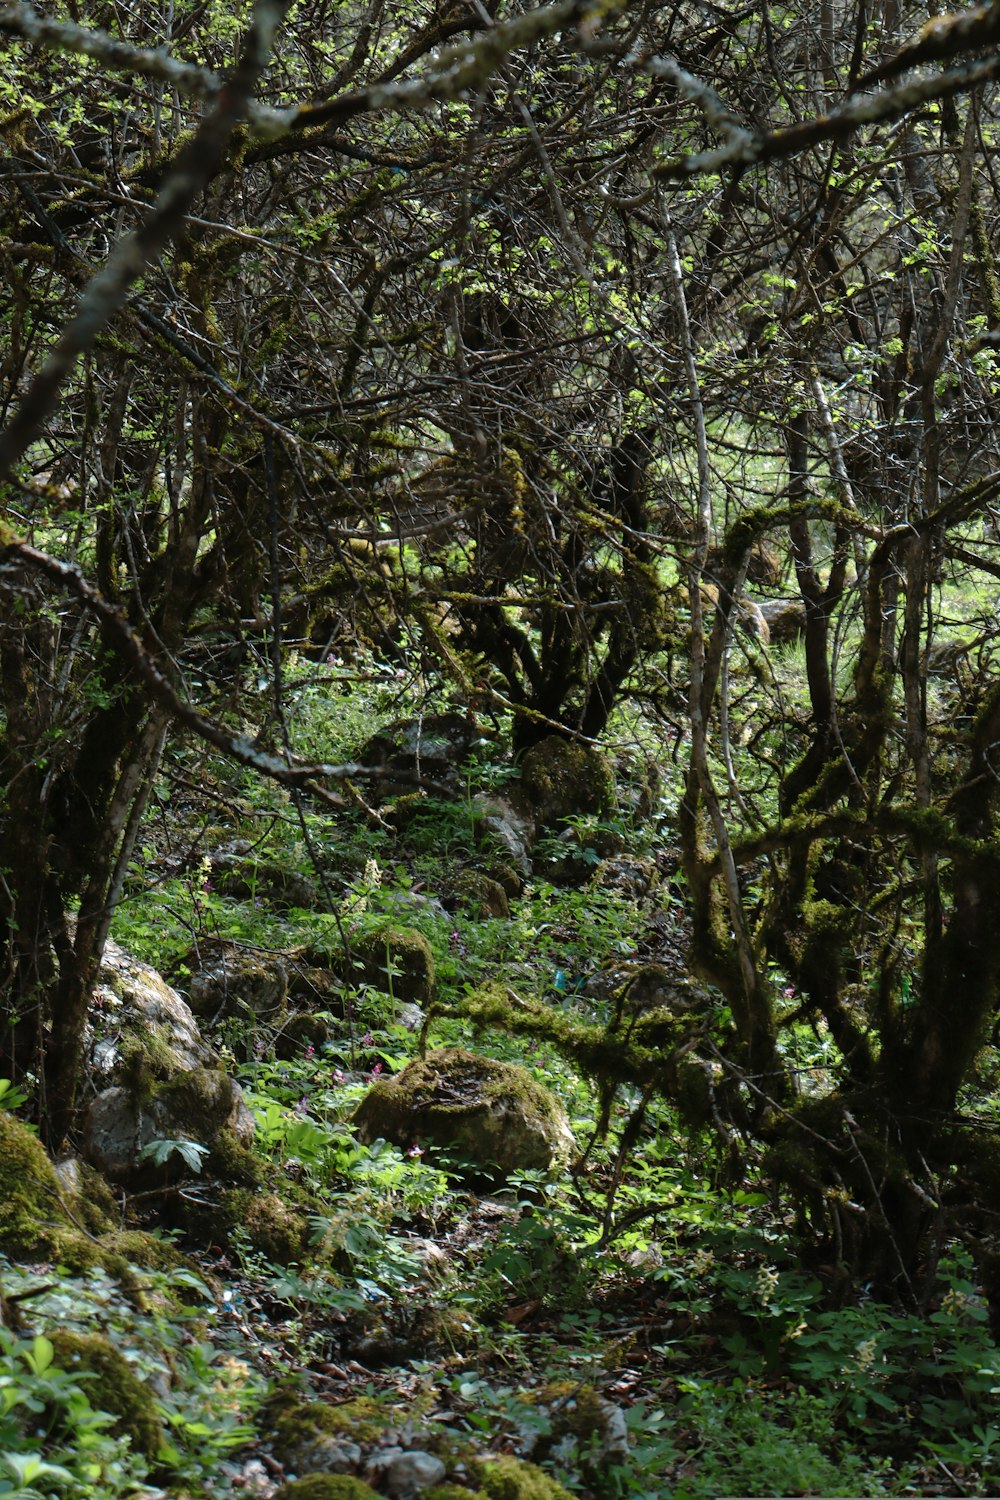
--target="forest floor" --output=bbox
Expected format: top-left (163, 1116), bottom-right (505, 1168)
top-left (3, 672), bottom-right (999, 1499)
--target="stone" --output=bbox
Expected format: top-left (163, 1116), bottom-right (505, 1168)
top-left (272, 1479), bottom-right (383, 1500)
top-left (209, 842), bottom-right (318, 910)
top-left (353, 1048), bottom-right (573, 1179)
top-left (376, 1449), bottom-right (446, 1497)
top-left (593, 854), bottom-right (659, 898)
top-left (349, 927), bottom-right (435, 1004)
top-left (474, 1456), bottom-right (575, 1499)
top-left (87, 936), bottom-right (215, 1087)
top-left (49, 1331), bottom-right (164, 1459)
top-left (757, 597), bottom-right (807, 646)
top-left (516, 736), bottom-right (615, 829)
top-left (361, 713), bottom-right (488, 797)
top-left (451, 871), bottom-right (510, 919)
top-left (185, 941), bottom-right (288, 1019)
top-left (83, 1066), bottom-right (254, 1185)
top-left (473, 797), bottom-right (536, 878)
top-left (520, 1381), bottom-right (630, 1469)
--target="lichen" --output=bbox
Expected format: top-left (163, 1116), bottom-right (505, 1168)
top-left (48, 1330), bottom-right (163, 1460)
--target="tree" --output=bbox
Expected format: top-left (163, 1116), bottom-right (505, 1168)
top-left (3, 0), bottom-right (1000, 1300)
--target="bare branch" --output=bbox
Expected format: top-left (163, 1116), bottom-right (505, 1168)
top-left (651, 52), bottom-right (1000, 179)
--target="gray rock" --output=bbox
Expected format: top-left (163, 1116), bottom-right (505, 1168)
top-left (287, 1436), bottom-right (362, 1475)
top-left (185, 942), bottom-right (288, 1019)
top-left (371, 1448), bottom-right (447, 1497)
top-left (474, 796), bottom-right (536, 877)
top-left (87, 937), bottom-right (215, 1086)
top-left (757, 597), bottom-right (807, 646)
top-left (83, 1067), bottom-right (254, 1184)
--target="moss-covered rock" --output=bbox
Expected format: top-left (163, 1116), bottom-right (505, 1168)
top-left (522, 1381), bottom-right (629, 1468)
top-left (83, 1064), bottom-right (254, 1186)
top-left (350, 926), bottom-right (436, 1004)
top-left (52, 1155), bottom-right (118, 1235)
top-left (0, 1112), bottom-right (209, 1292)
top-left (48, 1330), bottom-right (164, 1460)
top-left (99, 1228), bottom-right (204, 1281)
top-left (271, 1478), bottom-right (383, 1500)
top-left (276, 1011), bottom-right (337, 1060)
top-left (213, 1187), bottom-right (313, 1264)
top-left (361, 713), bottom-right (485, 798)
top-left (0, 1113), bottom-right (104, 1268)
top-left (516, 737), bottom-right (614, 829)
top-left (88, 936), bottom-right (215, 1087)
top-left (271, 1396), bottom-right (391, 1475)
top-left (208, 848), bottom-right (317, 911)
top-left (353, 1048), bottom-right (573, 1179)
top-left (475, 1456), bottom-right (575, 1500)
top-left (758, 597), bottom-right (807, 646)
top-left (185, 940), bottom-right (289, 1019)
top-left (452, 872), bottom-right (510, 920)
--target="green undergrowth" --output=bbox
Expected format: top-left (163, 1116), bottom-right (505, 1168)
top-left (33, 674), bottom-right (994, 1498)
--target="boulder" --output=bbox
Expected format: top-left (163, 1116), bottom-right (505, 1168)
top-left (349, 927), bottom-right (436, 1004)
top-left (474, 1456), bottom-right (575, 1499)
top-left (758, 597), bottom-right (807, 646)
top-left (47, 1331), bottom-right (164, 1460)
top-left (516, 736), bottom-right (615, 829)
top-left (353, 1048), bottom-right (573, 1178)
top-left (185, 941), bottom-right (288, 1019)
top-left (209, 842), bottom-right (318, 910)
top-left (474, 797), bottom-right (536, 879)
top-left (83, 1066), bottom-right (254, 1185)
top-left (82, 940), bottom-right (259, 1191)
top-left (88, 936), bottom-right (215, 1086)
top-left (451, 872), bottom-right (510, 919)
top-left (520, 1381), bottom-right (629, 1469)
top-left (361, 713), bottom-right (489, 797)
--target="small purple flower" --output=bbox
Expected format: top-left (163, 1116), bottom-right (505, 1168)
top-left (407, 1142), bottom-right (423, 1158)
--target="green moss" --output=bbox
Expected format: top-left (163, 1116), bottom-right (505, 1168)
top-left (351, 925), bottom-right (436, 1003)
top-left (454, 872), bottom-right (510, 919)
top-left (100, 1229), bottom-right (195, 1278)
top-left (55, 1157), bottom-right (118, 1236)
top-left (232, 1189), bottom-right (312, 1264)
top-left (206, 1128), bottom-right (265, 1187)
top-left (354, 1047), bottom-right (572, 1179)
top-left (271, 1396), bottom-right (392, 1457)
top-left (151, 1068), bottom-right (245, 1141)
top-left (518, 737), bottom-right (614, 827)
top-left (119, 1023), bottom-right (182, 1100)
top-left (271, 1478), bottom-right (383, 1500)
top-left (48, 1331), bottom-right (163, 1460)
top-left (428, 1487), bottom-right (485, 1500)
top-left (475, 1456), bottom-right (574, 1500)
top-left (0, 1113), bottom-right (87, 1260)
